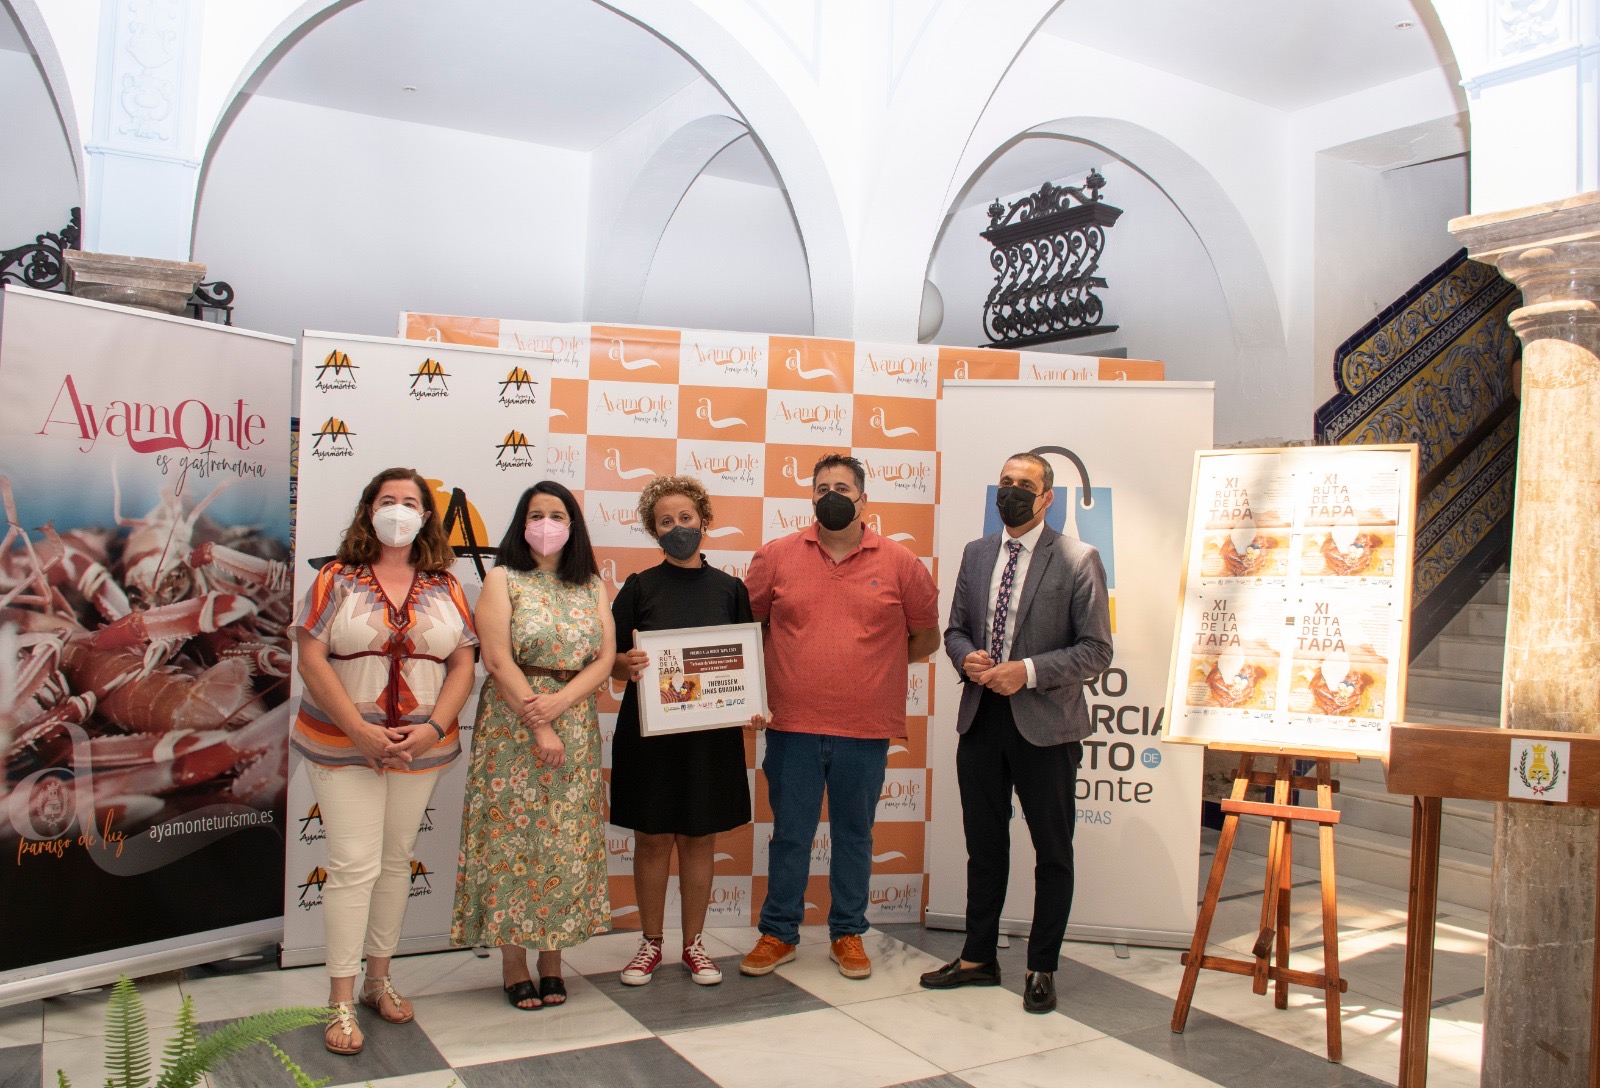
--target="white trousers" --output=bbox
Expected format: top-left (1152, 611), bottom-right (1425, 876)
top-left (308, 763), bottom-right (443, 979)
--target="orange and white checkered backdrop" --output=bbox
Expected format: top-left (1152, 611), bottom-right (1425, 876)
top-left (400, 312), bottom-right (1162, 931)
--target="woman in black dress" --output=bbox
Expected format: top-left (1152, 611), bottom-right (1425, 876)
top-left (610, 475), bottom-right (753, 987)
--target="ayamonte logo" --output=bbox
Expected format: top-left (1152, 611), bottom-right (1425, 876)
top-left (409, 357), bottom-right (450, 399)
top-left (783, 348), bottom-right (835, 382)
top-left (869, 406), bottom-right (919, 438)
top-left (864, 352), bottom-right (933, 388)
top-left (310, 417), bottom-right (356, 459)
top-left (495, 429), bottom-right (537, 471)
top-left (498, 366), bottom-right (540, 406)
top-left (780, 456), bottom-right (815, 488)
top-left (314, 349), bottom-right (358, 390)
top-left (408, 859), bottom-right (433, 897)
top-left (695, 397), bottom-right (748, 430)
top-left (297, 865), bottom-right (328, 909)
top-left (608, 338), bottom-right (661, 371)
top-left (298, 803), bottom-right (324, 843)
top-left (774, 399), bottom-right (845, 436)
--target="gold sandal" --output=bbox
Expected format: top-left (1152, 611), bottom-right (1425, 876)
top-left (324, 1001), bottom-right (363, 1055)
top-left (360, 974), bottom-right (415, 1024)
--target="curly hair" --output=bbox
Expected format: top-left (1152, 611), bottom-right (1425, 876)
top-left (335, 467), bottom-right (455, 572)
top-left (635, 475), bottom-right (714, 539)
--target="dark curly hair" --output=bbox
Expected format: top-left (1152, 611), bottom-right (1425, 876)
top-left (335, 467), bottom-right (455, 572)
top-left (635, 475), bottom-right (714, 540)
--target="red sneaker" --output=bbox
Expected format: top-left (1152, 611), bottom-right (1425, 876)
top-left (620, 935), bottom-right (663, 986)
top-left (682, 934), bottom-right (723, 985)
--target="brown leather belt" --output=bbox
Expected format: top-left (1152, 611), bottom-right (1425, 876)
top-left (521, 663), bottom-right (578, 682)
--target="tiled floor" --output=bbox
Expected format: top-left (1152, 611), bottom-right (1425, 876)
top-left (0, 835), bottom-right (1486, 1088)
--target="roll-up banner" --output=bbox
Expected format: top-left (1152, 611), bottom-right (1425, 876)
top-left (400, 311), bottom-right (1171, 936)
top-left (282, 331), bottom-right (550, 967)
top-left (928, 381), bottom-right (1214, 946)
top-left (0, 285), bottom-right (293, 1004)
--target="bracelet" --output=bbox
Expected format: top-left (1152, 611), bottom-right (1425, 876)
top-left (425, 718), bottom-right (446, 739)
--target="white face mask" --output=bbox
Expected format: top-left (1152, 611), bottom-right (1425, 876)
top-left (372, 505), bottom-right (424, 548)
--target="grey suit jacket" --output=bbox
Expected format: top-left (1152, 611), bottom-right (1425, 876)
top-left (943, 523), bottom-right (1114, 746)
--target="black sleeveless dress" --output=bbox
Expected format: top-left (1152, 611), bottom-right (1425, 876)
top-left (608, 561), bottom-right (753, 836)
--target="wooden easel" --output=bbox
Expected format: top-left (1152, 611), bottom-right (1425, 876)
top-left (1170, 745), bottom-right (1358, 1062)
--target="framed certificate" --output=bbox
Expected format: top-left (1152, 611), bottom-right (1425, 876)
top-left (636, 622), bottom-right (769, 736)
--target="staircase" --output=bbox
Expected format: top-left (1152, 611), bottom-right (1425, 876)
top-left (1235, 571), bottom-right (1507, 910)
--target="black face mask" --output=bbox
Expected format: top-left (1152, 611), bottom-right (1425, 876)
top-left (995, 486), bottom-right (1039, 529)
top-left (814, 490), bottom-right (858, 532)
top-left (659, 525), bottom-right (702, 561)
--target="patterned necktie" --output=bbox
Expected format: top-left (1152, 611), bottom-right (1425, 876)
top-left (990, 540), bottom-right (1022, 661)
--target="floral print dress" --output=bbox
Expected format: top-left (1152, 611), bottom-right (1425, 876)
top-left (451, 570), bottom-right (611, 950)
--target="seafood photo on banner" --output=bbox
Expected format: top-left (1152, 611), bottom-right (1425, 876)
top-left (1, 471), bottom-right (292, 840)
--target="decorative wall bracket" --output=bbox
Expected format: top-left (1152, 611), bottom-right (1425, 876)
top-left (980, 171), bottom-right (1122, 348)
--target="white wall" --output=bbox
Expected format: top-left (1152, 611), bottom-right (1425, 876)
top-left (0, 47), bottom-right (77, 252)
top-left (928, 158), bottom-right (1243, 436)
top-left (192, 95), bottom-right (590, 343)
top-left (1312, 154), bottom-right (1469, 410)
top-left (636, 172), bottom-right (813, 335)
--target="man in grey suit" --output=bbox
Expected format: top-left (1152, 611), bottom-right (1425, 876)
top-left (919, 451), bottom-right (1113, 1013)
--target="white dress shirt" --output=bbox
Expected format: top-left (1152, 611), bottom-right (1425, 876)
top-left (984, 520), bottom-right (1045, 689)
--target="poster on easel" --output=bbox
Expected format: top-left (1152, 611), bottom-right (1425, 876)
top-left (1164, 445), bottom-right (1418, 758)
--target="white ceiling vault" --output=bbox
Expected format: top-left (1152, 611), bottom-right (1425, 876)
top-left (237, 0), bottom-right (1455, 162)
top-left (1040, 0), bottom-right (1456, 113)
top-left (0, 0), bottom-right (1458, 198)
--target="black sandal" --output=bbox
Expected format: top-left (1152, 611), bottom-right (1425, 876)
top-left (538, 975), bottom-right (567, 1006)
top-left (504, 979), bottom-right (541, 1010)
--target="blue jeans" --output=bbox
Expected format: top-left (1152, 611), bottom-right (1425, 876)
top-left (759, 730), bottom-right (889, 944)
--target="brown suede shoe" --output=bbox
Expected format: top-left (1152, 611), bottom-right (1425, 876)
top-left (739, 934), bottom-right (797, 976)
top-left (830, 934), bottom-right (872, 979)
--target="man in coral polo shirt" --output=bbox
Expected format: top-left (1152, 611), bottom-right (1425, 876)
top-left (740, 453), bottom-right (940, 980)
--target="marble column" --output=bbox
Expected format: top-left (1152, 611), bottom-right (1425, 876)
top-left (1452, 191), bottom-right (1600, 1086)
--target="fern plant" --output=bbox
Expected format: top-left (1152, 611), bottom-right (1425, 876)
top-left (57, 975), bottom-right (331, 1088)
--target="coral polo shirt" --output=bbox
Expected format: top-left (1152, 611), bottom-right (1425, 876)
top-left (746, 521), bottom-right (939, 739)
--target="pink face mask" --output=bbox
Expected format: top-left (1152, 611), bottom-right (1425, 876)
top-left (524, 517), bottom-right (570, 556)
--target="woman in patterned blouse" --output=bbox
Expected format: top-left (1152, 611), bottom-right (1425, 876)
top-left (293, 467), bottom-right (478, 1056)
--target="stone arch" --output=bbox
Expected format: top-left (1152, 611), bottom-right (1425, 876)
top-left (193, 0), bottom-right (853, 334)
top-left (5, 0), bottom-right (84, 194)
top-left (586, 113), bottom-right (752, 322)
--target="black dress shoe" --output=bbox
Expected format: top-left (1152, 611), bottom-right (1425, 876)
top-left (919, 960), bottom-right (1002, 989)
top-left (1023, 971), bottom-right (1056, 1013)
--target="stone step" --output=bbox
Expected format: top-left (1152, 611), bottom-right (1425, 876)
top-left (1234, 817), bottom-right (1489, 911)
top-left (1406, 664), bottom-right (1503, 713)
top-left (1460, 601), bottom-right (1508, 639)
top-left (1427, 632), bottom-right (1507, 674)
top-left (1473, 571), bottom-right (1510, 607)
top-left (1401, 700), bottom-right (1499, 728)
top-left (1334, 784), bottom-right (1494, 853)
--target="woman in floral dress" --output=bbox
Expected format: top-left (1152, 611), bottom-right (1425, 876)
top-left (451, 481), bottom-right (616, 1010)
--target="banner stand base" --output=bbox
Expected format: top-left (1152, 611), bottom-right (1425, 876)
top-left (279, 933), bottom-right (461, 970)
top-left (0, 920), bottom-right (283, 1009)
top-left (924, 911), bottom-right (1193, 951)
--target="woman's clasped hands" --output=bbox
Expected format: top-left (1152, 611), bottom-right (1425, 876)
top-left (519, 691), bottom-right (569, 767)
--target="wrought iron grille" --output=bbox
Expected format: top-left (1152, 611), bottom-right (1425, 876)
top-left (0, 207), bottom-right (234, 323)
top-left (980, 172), bottom-right (1122, 348)
top-left (0, 208), bottom-right (80, 291)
